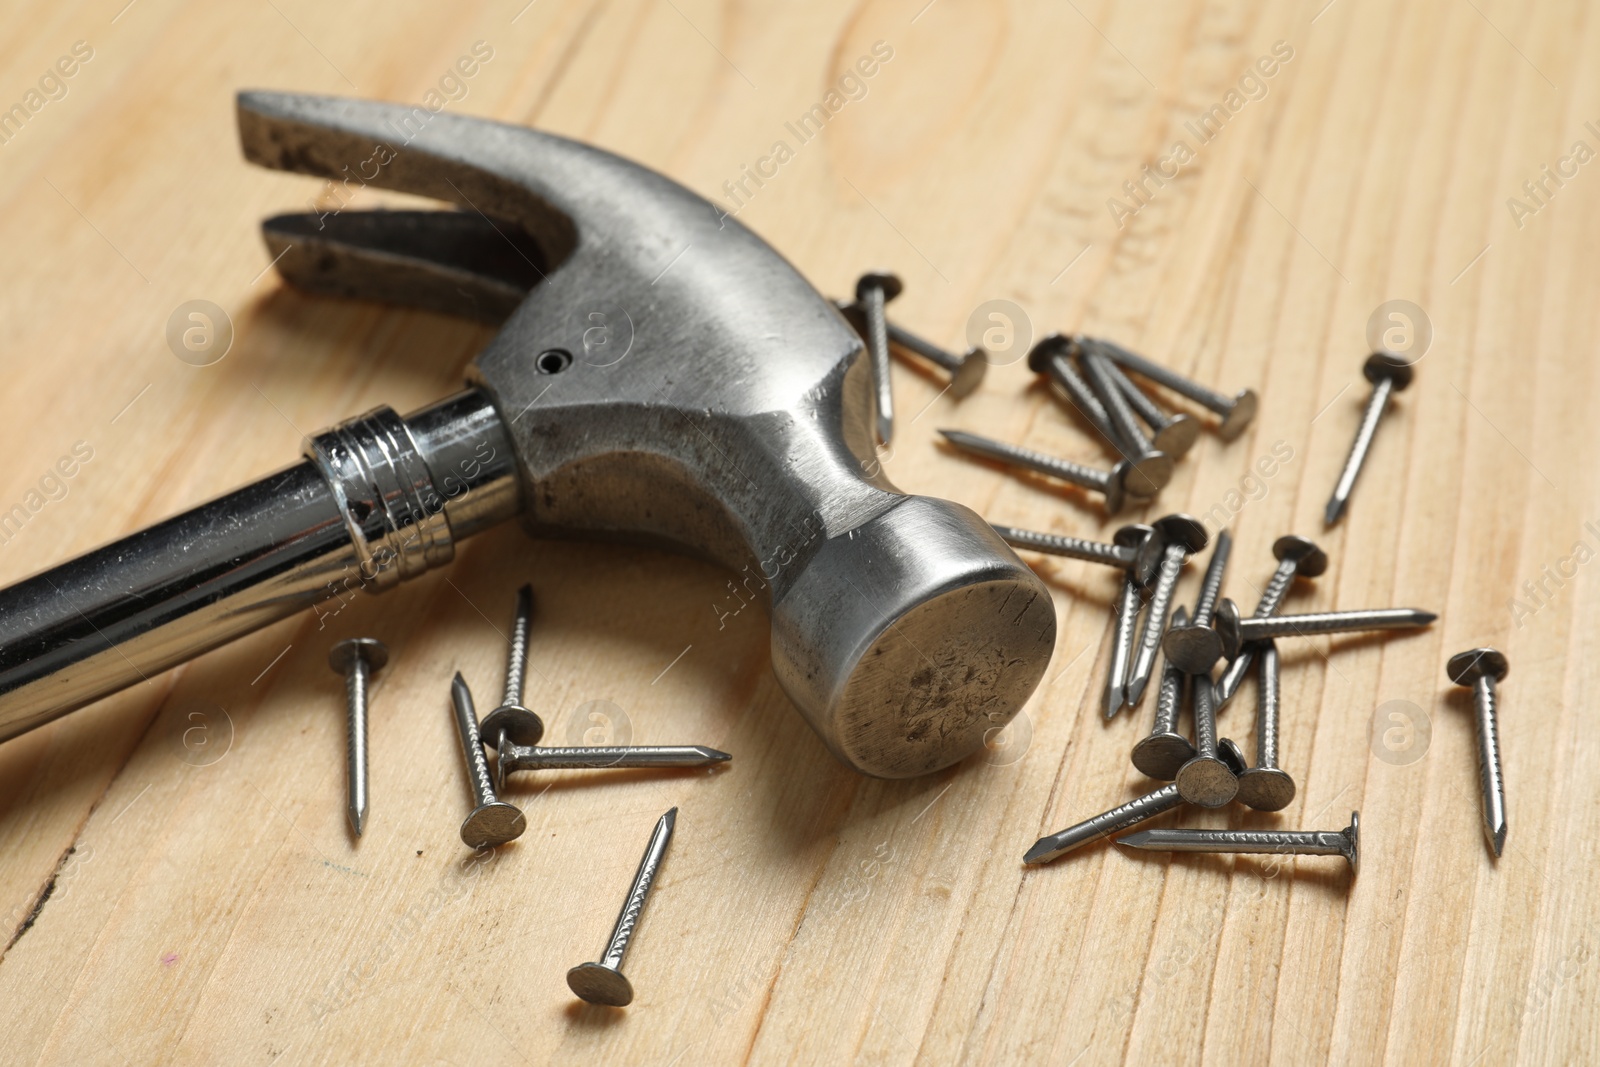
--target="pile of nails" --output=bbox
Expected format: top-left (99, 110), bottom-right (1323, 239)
top-left (1009, 518), bottom-right (1510, 874)
top-left (325, 583), bottom-right (727, 1007)
top-left (308, 282), bottom-right (1498, 997)
top-left (940, 342), bottom-right (1504, 876)
top-left (943, 331), bottom-right (1257, 514)
top-left (1008, 524), bottom-right (1397, 872)
top-left (837, 270), bottom-right (1256, 508)
top-left (834, 276), bottom-right (1508, 879)
top-left (837, 272), bottom-right (1415, 530)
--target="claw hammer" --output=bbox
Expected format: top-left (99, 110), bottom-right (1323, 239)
top-left (0, 93), bottom-right (1055, 778)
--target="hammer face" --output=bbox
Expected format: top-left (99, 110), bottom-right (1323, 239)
top-left (234, 91), bottom-right (1056, 776)
top-left (774, 496), bottom-right (1056, 778)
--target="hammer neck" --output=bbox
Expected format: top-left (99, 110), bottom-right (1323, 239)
top-left (0, 388), bottom-right (520, 743)
top-left (306, 389), bottom-right (521, 589)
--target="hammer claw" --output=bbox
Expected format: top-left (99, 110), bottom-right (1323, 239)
top-left (237, 90), bottom-right (579, 270)
top-left (262, 210), bottom-right (541, 324)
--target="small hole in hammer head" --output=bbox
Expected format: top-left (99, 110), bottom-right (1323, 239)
top-left (536, 349), bottom-right (573, 374)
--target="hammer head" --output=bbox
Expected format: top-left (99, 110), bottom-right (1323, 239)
top-left (238, 92), bottom-right (1055, 778)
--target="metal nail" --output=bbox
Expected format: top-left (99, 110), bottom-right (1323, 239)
top-left (1174, 674), bottom-right (1237, 807)
top-left (449, 673), bottom-right (526, 849)
top-left (855, 272), bottom-right (902, 445)
top-left (837, 300), bottom-right (988, 401)
top-left (1105, 572), bottom-right (1146, 719)
top-left (1217, 736), bottom-right (1248, 774)
top-left (1213, 535), bottom-right (1328, 709)
top-left (328, 638), bottom-right (387, 837)
top-left (1025, 785), bottom-right (1181, 865)
top-left (1447, 648), bottom-right (1509, 858)
top-left (496, 743), bottom-right (730, 793)
top-left (994, 522), bottom-right (1163, 587)
top-left (1092, 336), bottom-right (1259, 440)
top-left (1027, 334), bottom-right (1121, 445)
top-left (1131, 606), bottom-right (1196, 779)
top-left (1093, 347), bottom-right (1200, 458)
top-left (1126, 515), bottom-right (1208, 707)
top-left (1078, 348), bottom-right (1174, 496)
top-left (887, 320), bottom-right (987, 398)
top-left (1324, 352), bottom-right (1415, 526)
top-left (939, 428), bottom-right (1138, 514)
top-left (568, 807), bottom-right (677, 1007)
top-left (1161, 529), bottom-right (1233, 673)
top-left (1117, 811), bottom-right (1360, 874)
top-left (1028, 739), bottom-right (1246, 864)
top-left (1235, 642), bottom-right (1297, 811)
top-left (480, 584), bottom-right (546, 753)
top-left (1213, 598), bottom-right (1437, 660)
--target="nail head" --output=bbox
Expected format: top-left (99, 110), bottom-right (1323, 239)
top-left (1131, 732), bottom-right (1197, 780)
top-left (1364, 352), bottom-right (1415, 391)
top-left (1217, 389), bottom-right (1259, 440)
top-left (1447, 647), bottom-right (1509, 686)
top-left (479, 704), bottom-right (545, 749)
top-left (1235, 767), bottom-right (1297, 811)
top-left (1025, 332), bottom-right (1076, 374)
top-left (567, 962), bottom-right (634, 1007)
top-left (460, 801), bottom-right (526, 849)
top-left (1151, 514), bottom-right (1209, 554)
top-left (855, 271), bottom-right (903, 303)
top-left (1174, 754), bottom-right (1239, 807)
top-left (1272, 534), bottom-right (1329, 577)
top-left (328, 637), bottom-right (388, 674)
top-left (948, 349), bottom-right (988, 398)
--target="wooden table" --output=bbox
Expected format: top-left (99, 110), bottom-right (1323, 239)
top-left (2, 1), bottom-right (1595, 1062)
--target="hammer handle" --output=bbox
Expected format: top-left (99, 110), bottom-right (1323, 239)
top-left (0, 390), bottom-right (518, 743)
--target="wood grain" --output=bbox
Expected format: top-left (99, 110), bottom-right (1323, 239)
top-left (2, 0), bottom-right (1597, 1062)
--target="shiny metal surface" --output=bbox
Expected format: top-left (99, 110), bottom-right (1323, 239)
top-left (1097, 350), bottom-right (1199, 458)
top-left (1235, 642), bottom-right (1296, 812)
top-left (1078, 348), bottom-right (1173, 495)
top-left (1036, 338), bottom-right (1171, 495)
top-left (1214, 600), bottom-right (1437, 660)
top-left (939, 428), bottom-right (1135, 515)
top-left (1162, 529), bottom-right (1232, 673)
top-left (1216, 737), bottom-right (1249, 776)
top-left (568, 807), bottom-right (676, 1007)
top-left (498, 744), bottom-right (729, 791)
top-left (994, 522), bottom-right (1162, 587)
top-left (1117, 811), bottom-right (1360, 874)
top-left (834, 300), bottom-right (987, 401)
top-left (0, 388), bottom-right (515, 744)
top-left (479, 585), bottom-right (545, 752)
top-left (1028, 731), bottom-right (1248, 866)
top-left (887, 321), bottom-right (987, 399)
top-left (1174, 676), bottom-right (1237, 808)
top-left (1324, 353), bottom-right (1414, 526)
top-left (328, 638), bottom-right (387, 836)
top-left (449, 673), bottom-right (526, 849)
top-left (1131, 606), bottom-right (1196, 779)
top-left (855, 272), bottom-right (902, 445)
top-left (1024, 784), bottom-right (1183, 865)
top-left (1028, 334), bottom-right (1116, 442)
top-left (1104, 574), bottom-right (1146, 720)
top-left (1093, 336), bottom-right (1259, 441)
top-left (1447, 647), bottom-right (1509, 857)
top-left (1213, 535), bottom-right (1328, 709)
top-left (996, 525), bottom-right (1133, 569)
top-left (1126, 515), bottom-right (1207, 707)
top-left (0, 92), bottom-right (1056, 779)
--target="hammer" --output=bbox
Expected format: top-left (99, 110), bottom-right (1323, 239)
top-left (0, 92), bottom-right (1055, 778)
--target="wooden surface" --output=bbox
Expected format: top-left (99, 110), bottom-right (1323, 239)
top-left (1, 0), bottom-right (1597, 1062)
